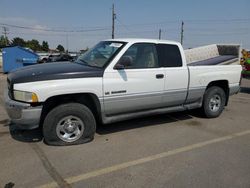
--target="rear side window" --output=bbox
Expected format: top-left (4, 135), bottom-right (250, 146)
top-left (157, 44), bottom-right (182, 67)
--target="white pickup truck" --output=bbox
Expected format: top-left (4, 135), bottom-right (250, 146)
top-left (4, 39), bottom-right (242, 145)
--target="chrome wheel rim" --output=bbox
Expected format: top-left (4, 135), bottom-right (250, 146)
top-left (209, 94), bottom-right (221, 112)
top-left (56, 116), bottom-right (84, 142)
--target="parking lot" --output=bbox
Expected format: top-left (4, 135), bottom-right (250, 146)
top-left (0, 73), bottom-right (249, 188)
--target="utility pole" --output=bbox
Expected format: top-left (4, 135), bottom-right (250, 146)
top-left (180, 21), bottom-right (184, 45)
top-left (112, 3), bottom-right (116, 39)
top-left (158, 29), bottom-right (162, 40)
top-left (2, 26), bottom-right (9, 45)
top-left (66, 33), bottom-right (69, 53)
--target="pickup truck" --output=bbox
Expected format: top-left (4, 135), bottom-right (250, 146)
top-left (4, 39), bottom-right (242, 145)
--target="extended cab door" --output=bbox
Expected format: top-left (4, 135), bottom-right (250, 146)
top-left (103, 43), bottom-right (165, 116)
top-left (157, 44), bottom-right (189, 107)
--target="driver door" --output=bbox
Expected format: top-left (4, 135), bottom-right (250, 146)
top-left (103, 43), bottom-right (165, 116)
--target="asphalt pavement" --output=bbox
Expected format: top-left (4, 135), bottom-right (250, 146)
top-left (0, 73), bottom-right (249, 188)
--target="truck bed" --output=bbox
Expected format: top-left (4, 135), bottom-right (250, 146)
top-left (185, 44), bottom-right (240, 66)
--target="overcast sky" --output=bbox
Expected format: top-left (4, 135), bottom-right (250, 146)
top-left (0, 0), bottom-right (249, 51)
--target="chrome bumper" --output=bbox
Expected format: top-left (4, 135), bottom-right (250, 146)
top-left (4, 90), bottom-right (42, 129)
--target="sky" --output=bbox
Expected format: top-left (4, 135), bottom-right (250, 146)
top-left (0, 0), bottom-right (250, 51)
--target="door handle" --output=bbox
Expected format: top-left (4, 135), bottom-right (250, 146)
top-left (156, 74), bottom-right (164, 79)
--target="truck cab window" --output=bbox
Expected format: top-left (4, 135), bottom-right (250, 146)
top-left (157, 44), bottom-right (182, 67)
top-left (120, 43), bottom-right (159, 69)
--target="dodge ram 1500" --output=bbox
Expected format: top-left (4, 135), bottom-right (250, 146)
top-left (4, 39), bottom-right (242, 145)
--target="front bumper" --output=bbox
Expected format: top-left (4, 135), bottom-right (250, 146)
top-left (4, 90), bottom-right (42, 129)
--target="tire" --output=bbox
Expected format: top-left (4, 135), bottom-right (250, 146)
top-left (201, 86), bottom-right (226, 118)
top-left (43, 103), bottom-right (96, 146)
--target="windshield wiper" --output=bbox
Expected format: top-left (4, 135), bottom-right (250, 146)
top-left (77, 59), bottom-right (88, 64)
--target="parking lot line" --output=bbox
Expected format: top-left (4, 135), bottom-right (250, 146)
top-left (37, 129), bottom-right (250, 188)
top-left (30, 143), bottom-right (71, 188)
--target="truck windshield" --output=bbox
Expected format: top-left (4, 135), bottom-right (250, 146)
top-left (76, 41), bottom-right (126, 68)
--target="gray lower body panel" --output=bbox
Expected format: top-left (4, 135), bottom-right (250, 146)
top-left (185, 87), bottom-right (206, 104)
top-left (162, 89), bottom-right (187, 107)
top-left (4, 90), bottom-right (42, 129)
top-left (230, 85), bottom-right (240, 95)
top-left (101, 87), bottom-right (205, 124)
top-left (102, 105), bottom-right (186, 124)
top-left (104, 91), bottom-right (163, 116)
top-left (103, 89), bottom-right (191, 116)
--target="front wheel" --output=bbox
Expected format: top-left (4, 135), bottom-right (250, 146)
top-left (43, 103), bottom-right (96, 146)
top-left (201, 86), bottom-right (226, 118)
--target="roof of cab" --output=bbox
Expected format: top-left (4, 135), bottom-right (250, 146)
top-left (103, 38), bottom-right (181, 45)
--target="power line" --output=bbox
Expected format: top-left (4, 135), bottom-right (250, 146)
top-left (184, 18), bottom-right (250, 23)
top-left (2, 26), bottom-right (9, 45)
top-left (116, 18), bottom-right (250, 28)
top-left (2, 26), bottom-right (9, 37)
top-left (187, 32), bottom-right (250, 36)
top-left (2, 13), bottom-right (250, 50)
top-left (8, 31), bottom-right (110, 37)
top-left (7, 25), bottom-right (248, 38)
top-left (0, 23), bottom-right (109, 33)
top-left (116, 17), bottom-right (132, 32)
top-left (1, 18), bottom-right (248, 34)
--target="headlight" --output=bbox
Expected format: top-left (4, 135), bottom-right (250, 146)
top-left (13, 90), bottom-right (38, 103)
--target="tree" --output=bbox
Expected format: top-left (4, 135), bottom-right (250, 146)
top-left (11, 37), bottom-right (26, 47)
top-left (56, 44), bottom-right (65, 52)
top-left (41, 41), bottom-right (49, 52)
top-left (0, 35), bottom-right (9, 46)
top-left (26, 39), bottom-right (41, 51)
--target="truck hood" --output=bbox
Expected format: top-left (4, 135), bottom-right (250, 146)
top-left (8, 61), bottom-right (104, 84)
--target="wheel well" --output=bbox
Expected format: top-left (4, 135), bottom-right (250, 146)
top-left (40, 93), bottom-right (102, 127)
top-left (206, 80), bottom-right (229, 105)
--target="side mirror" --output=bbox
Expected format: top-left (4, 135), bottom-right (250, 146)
top-left (114, 63), bottom-right (125, 70)
top-left (114, 56), bottom-right (132, 70)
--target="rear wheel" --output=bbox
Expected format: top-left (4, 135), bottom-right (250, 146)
top-left (202, 86), bottom-right (226, 118)
top-left (43, 103), bottom-right (96, 146)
